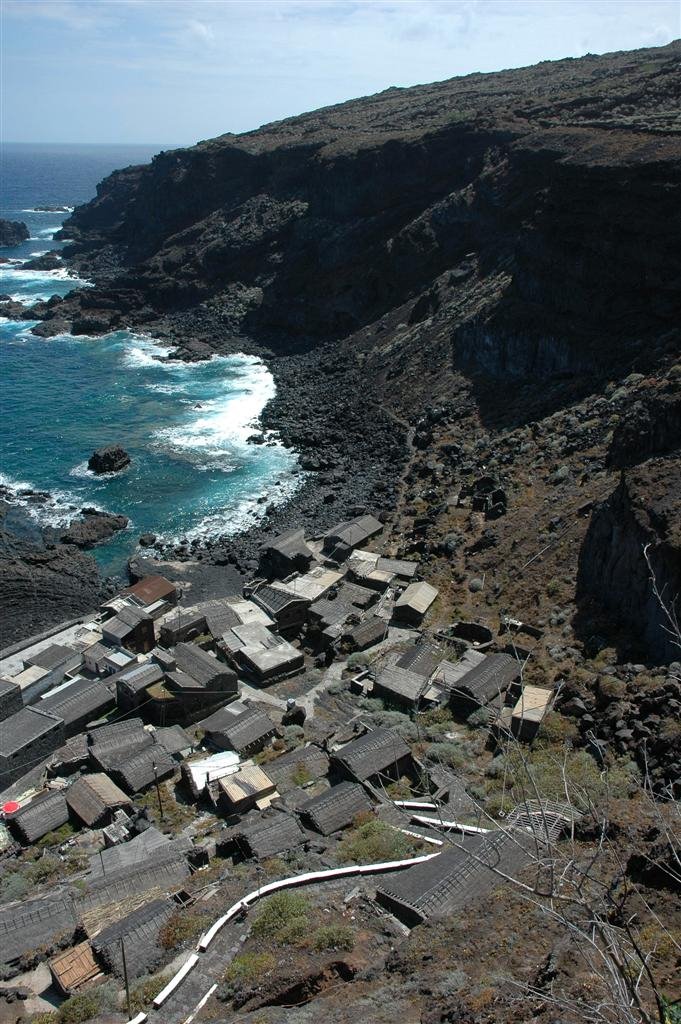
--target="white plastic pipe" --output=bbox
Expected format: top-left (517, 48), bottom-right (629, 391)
top-left (153, 952), bottom-right (199, 1006)
top-left (410, 813), bottom-right (492, 835)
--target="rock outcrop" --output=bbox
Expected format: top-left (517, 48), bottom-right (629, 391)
top-left (577, 457), bottom-right (681, 663)
top-left (87, 445), bottom-right (131, 474)
top-left (0, 220), bottom-right (29, 247)
top-left (60, 508), bottom-right (129, 549)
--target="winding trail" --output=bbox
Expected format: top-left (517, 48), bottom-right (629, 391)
top-left (129, 852), bottom-right (439, 1024)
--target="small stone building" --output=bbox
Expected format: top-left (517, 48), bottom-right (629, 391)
top-left (66, 773), bottom-right (132, 828)
top-left (8, 790), bottom-right (70, 844)
top-left (331, 727), bottom-right (413, 786)
top-left (0, 706), bottom-right (65, 785)
top-left (218, 764), bottom-right (277, 814)
top-left (299, 782), bottom-right (372, 835)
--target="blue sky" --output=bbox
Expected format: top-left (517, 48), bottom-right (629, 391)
top-left (3, 0), bottom-right (679, 144)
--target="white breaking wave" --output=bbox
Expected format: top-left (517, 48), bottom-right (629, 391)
top-left (69, 461), bottom-right (96, 479)
top-left (22, 207), bottom-right (73, 214)
top-left (122, 335), bottom-right (175, 367)
top-left (153, 354), bottom-right (278, 458)
top-left (0, 471), bottom-right (97, 528)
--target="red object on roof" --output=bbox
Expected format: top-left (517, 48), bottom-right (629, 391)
top-left (2, 801), bottom-right (20, 815)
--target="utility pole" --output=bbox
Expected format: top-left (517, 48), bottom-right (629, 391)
top-left (152, 762), bottom-right (164, 821)
top-left (120, 937), bottom-right (132, 1020)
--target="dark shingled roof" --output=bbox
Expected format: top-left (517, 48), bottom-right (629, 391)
top-left (76, 845), bottom-right (190, 912)
top-left (66, 773), bottom-right (131, 827)
top-left (265, 744), bottom-right (330, 792)
top-left (0, 678), bottom-right (22, 722)
top-left (88, 718), bottom-right (146, 745)
top-left (109, 746), bottom-right (177, 794)
top-left (174, 643), bottom-right (232, 685)
top-left (9, 790), bottom-right (70, 843)
top-left (396, 641), bottom-right (445, 678)
top-left (197, 599), bottom-right (241, 638)
top-left (449, 653), bottom-right (521, 707)
top-left (153, 725), bottom-right (193, 756)
top-left (375, 830), bottom-right (535, 924)
top-left (343, 617), bottom-right (386, 649)
top-left (299, 781), bottom-right (372, 835)
top-left (332, 728), bottom-right (411, 782)
top-left (201, 706), bottom-right (277, 755)
top-left (252, 584), bottom-right (309, 615)
top-left (236, 812), bottom-right (307, 859)
top-left (374, 665), bottom-right (427, 705)
top-left (40, 677), bottom-right (115, 729)
top-left (116, 662), bottom-right (164, 695)
top-left (26, 644), bottom-right (77, 671)
top-left (89, 721), bottom-right (153, 770)
top-left (0, 894), bottom-right (78, 964)
top-left (88, 827), bottom-right (173, 878)
top-left (0, 706), bottom-right (63, 757)
top-left (92, 898), bottom-right (174, 979)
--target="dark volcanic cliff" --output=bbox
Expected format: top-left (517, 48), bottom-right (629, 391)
top-left (51, 41), bottom-right (681, 382)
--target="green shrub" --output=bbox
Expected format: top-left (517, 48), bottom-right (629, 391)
top-left (130, 973), bottom-right (170, 1012)
top-left (337, 820), bottom-right (416, 864)
top-left (55, 989), bottom-right (103, 1023)
top-left (251, 892), bottom-right (310, 942)
top-left (0, 873), bottom-right (29, 902)
top-left (225, 951), bottom-right (275, 983)
top-left (291, 763), bottom-right (312, 787)
top-left (158, 910), bottom-right (208, 950)
top-left (311, 924), bottom-right (355, 951)
top-left (425, 741), bottom-right (466, 768)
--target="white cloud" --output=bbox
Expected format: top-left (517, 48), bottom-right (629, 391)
top-left (186, 18), bottom-right (215, 45)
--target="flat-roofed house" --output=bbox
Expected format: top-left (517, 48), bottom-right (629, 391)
top-left (24, 644), bottom-right (82, 686)
top-left (447, 653), bottom-right (521, 713)
top-left (8, 790), bottom-right (70, 844)
top-left (0, 706), bottom-right (65, 785)
top-left (271, 566), bottom-right (344, 604)
top-left (299, 781), bottom-right (372, 835)
top-left (322, 515), bottom-right (383, 561)
top-left (259, 528), bottom-right (314, 579)
top-left (101, 605), bottom-right (155, 654)
top-left (158, 610), bottom-right (207, 647)
top-left (238, 638), bottom-right (304, 684)
top-left (331, 728), bottom-right (412, 785)
top-left (218, 764), bottom-right (277, 814)
top-left (66, 773), bottom-right (132, 828)
top-left (198, 705), bottom-right (278, 757)
top-left (0, 678), bottom-right (22, 722)
top-left (511, 686), bottom-right (554, 741)
top-left (393, 581), bottom-right (439, 625)
top-left (251, 584), bottom-right (310, 635)
top-left (39, 677), bottom-right (116, 737)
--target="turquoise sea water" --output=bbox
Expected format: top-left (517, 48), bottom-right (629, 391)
top-left (0, 144), bottom-right (300, 575)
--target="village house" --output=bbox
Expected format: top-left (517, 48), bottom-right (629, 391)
top-left (91, 898), bottom-right (174, 980)
top-left (222, 623), bottom-right (304, 683)
top-left (39, 676), bottom-right (116, 737)
top-left (24, 644), bottom-right (83, 689)
top-left (159, 609), bottom-right (208, 647)
top-left (0, 678), bottom-right (23, 722)
top-left (88, 719), bottom-right (154, 772)
top-left (393, 581), bottom-right (439, 625)
top-left (265, 743), bottom-right (330, 793)
top-left (181, 750), bottom-right (240, 799)
top-left (101, 605), bottom-right (155, 654)
top-left (109, 744), bottom-right (177, 794)
top-left (271, 566), bottom-right (344, 604)
top-left (65, 773), bottom-right (132, 828)
top-left (331, 727), bottom-right (413, 786)
top-left (218, 764), bottom-right (277, 814)
top-left (115, 661), bottom-right (164, 715)
top-left (222, 811), bottom-right (308, 861)
top-left (8, 789), bottom-right (70, 844)
top-left (510, 685), bottom-right (555, 741)
top-left (322, 514), bottom-right (383, 561)
top-left (0, 705), bottom-right (65, 785)
top-left (299, 781), bottom-right (373, 835)
top-left (373, 664), bottom-right (429, 709)
top-left (258, 528), bottom-right (315, 579)
top-left (164, 642), bottom-right (238, 716)
top-left (123, 574), bottom-right (179, 610)
top-left (447, 653), bottom-right (521, 713)
top-left (250, 583), bottom-right (310, 635)
top-left (341, 616), bottom-right (387, 652)
top-left (152, 724), bottom-right (194, 760)
top-left (375, 830), bottom-right (535, 927)
top-left (198, 705), bottom-right (278, 758)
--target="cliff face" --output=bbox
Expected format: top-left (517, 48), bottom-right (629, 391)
top-left (52, 42), bottom-right (681, 380)
top-left (577, 457), bottom-right (681, 663)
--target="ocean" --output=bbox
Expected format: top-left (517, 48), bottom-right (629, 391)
top-left (0, 143), bottom-right (300, 575)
